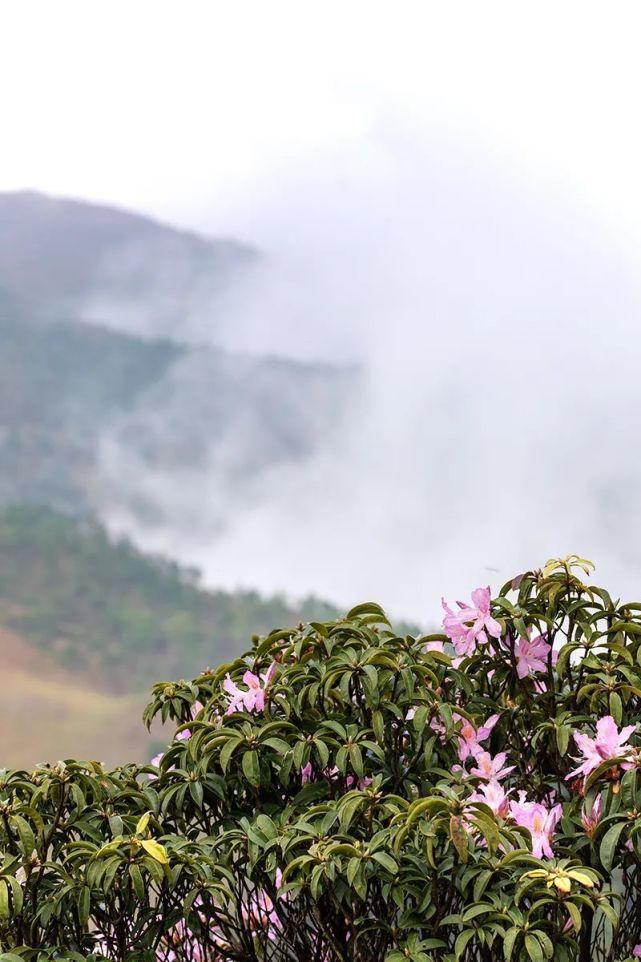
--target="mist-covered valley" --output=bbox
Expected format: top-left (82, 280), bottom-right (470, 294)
top-left (3, 131), bottom-right (641, 628)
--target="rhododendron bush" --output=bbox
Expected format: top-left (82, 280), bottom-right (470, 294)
top-left (5, 556), bottom-right (641, 961)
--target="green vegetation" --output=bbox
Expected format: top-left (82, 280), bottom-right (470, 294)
top-left (2, 560), bottom-right (640, 959)
top-left (0, 503), bottom-right (339, 691)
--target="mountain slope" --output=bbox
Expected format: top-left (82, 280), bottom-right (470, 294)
top-left (0, 504), bottom-right (343, 767)
top-left (0, 190), bottom-right (255, 341)
top-left (0, 504), bottom-right (339, 692)
top-left (0, 305), bottom-right (354, 522)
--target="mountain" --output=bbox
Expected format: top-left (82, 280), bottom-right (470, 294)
top-left (0, 190), bottom-right (255, 341)
top-left (0, 294), bottom-right (353, 526)
top-left (0, 504), bottom-right (340, 767)
top-left (0, 191), bottom-right (355, 532)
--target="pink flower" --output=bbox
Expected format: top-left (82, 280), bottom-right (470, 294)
top-left (469, 751), bottom-right (514, 783)
top-left (566, 716), bottom-right (636, 781)
top-left (300, 762), bottom-right (313, 784)
top-left (633, 946), bottom-right (641, 958)
top-left (581, 794), bottom-right (603, 837)
top-left (514, 633), bottom-right (551, 679)
top-left (509, 801), bottom-right (552, 857)
top-left (457, 713), bottom-right (500, 761)
top-left (442, 586), bottom-right (502, 657)
top-left (224, 670), bottom-right (272, 714)
top-left (424, 638), bottom-right (445, 653)
top-left (509, 792), bottom-right (562, 859)
top-left (468, 781), bottom-right (510, 817)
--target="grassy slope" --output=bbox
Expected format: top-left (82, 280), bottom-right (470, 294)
top-left (0, 504), bottom-right (341, 767)
top-left (0, 625), bottom-right (151, 768)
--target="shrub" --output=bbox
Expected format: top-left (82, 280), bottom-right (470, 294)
top-left (2, 556), bottom-right (641, 960)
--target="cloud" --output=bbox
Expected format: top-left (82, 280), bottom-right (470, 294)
top-left (100, 124), bottom-right (641, 623)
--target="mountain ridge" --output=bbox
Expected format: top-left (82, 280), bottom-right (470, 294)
top-left (0, 189), bottom-right (257, 341)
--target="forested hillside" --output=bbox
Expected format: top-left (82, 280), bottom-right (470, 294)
top-left (0, 504), bottom-right (338, 690)
top-left (0, 504), bottom-right (341, 766)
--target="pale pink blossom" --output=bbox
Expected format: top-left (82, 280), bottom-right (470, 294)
top-left (581, 794), bottom-right (603, 837)
top-left (509, 792), bottom-right (562, 859)
top-left (633, 946), bottom-right (641, 958)
top-left (424, 639), bottom-right (445, 653)
top-left (468, 781), bottom-right (510, 817)
top-left (224, 670), bottom-right (272, 714)
top-left (457, 713), bottom-right (500, 761)
top-left (442, 586), bottom-right (502, 657)
top-left (469, 751), bottom-right (514, 783)
top-left (566, 716), bottom-right (636, 781)
top-left (514, 633), bottom-right (551, 679)
top-left (300, 762), bottom-right (313, 784)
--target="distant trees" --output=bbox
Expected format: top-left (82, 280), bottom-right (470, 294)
top-left (0, 504), bottom-right (338, 689)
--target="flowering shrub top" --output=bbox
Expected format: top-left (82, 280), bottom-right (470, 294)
top-left (2, 557), bottom-right (641, 960)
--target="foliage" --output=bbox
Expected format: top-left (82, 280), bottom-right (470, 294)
top-left (3, 557), bottom-right (641, 960)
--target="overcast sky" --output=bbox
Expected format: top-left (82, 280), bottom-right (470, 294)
top-left (3, 1), bottom-right (641, 252)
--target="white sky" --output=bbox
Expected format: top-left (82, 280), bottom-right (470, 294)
top-left (2, 1), bottom-right (641, 252)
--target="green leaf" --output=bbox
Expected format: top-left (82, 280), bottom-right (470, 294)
top-left (599, 819), bottom-right (627, 871)
top-left (555, 724), bottom-right (570, 757)
top-left (0, 881), bottom-right (8, 921)
top-left (371, 851), bottom-right (398, 874)
top-left (609, 690), bottom-right (623, 725)
top-left (77, 885), bottom-right (90, 927)
top-left (524, 933), bottom-right (543, 962)
top-left (10, 815), bottom-right (35, 856)
top-left (503, 927), bottom-right (520, 962)
top-left (455, 929), bottom-right (475, 960)
top-left (242, 750), bottom-right (261, 786)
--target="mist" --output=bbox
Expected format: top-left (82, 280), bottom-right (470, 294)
top-left (94, 125), bottom-right (641, 624)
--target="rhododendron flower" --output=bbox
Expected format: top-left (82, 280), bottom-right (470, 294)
top-left (566, 715), bottom-right (636, 781)
top-left (300, 761), bottom-right (313, 784)
top-left (224, 670), bottom-right (272, 714)
top-left (457, 713), bottom-right (500, 761)
top-left (424, 638), bottom-right (445, 653)
top-left (469, 750), bottom-right (514, 783)
top-left (509, 792), bottom-right (562, 858)
top-left (442, 586), bottom-right (502, 656)
top-left (581, 794), bottom-right (603, 837)
top-left (633, 946), bottom-right (641, 958)
top-left (468, 781), bottom-right (510, 817)
top-left (514, 633), bottom-right (551, 678)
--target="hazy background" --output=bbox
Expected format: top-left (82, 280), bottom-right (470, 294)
top-left (2, 0), bottom-right (641, 762)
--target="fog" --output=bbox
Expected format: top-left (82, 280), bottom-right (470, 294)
top-left (5, 2), bottom-right (641, 624)
top-left (100, 126), bottom-right (641, 624)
